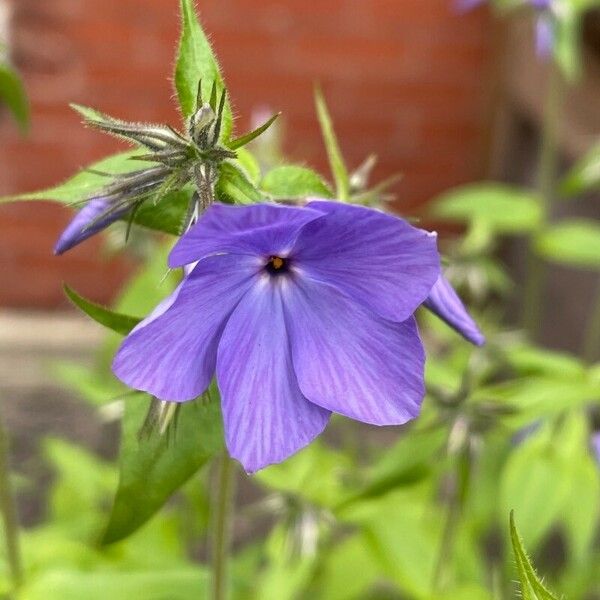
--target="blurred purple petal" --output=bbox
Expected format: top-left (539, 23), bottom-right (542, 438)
top-left (217, 280), bottom-right (330, 472)
top-left (294, 201), bottom-right (439, 322)
top-left (284, 277), bottom-right (425, 426)
top-left (531, 0), bottom-right (552, 9)
top-left (592, 432), bottom-right (600, 466)
top-left (169, 202), bottom-right (324, 268)
top-left (54, 197), bottom-right (126, 255)
top-left (423, 274), bottom-right (485, 346)
top-left (535, 14), bottom-right (554, 58)
top-left (113, 254), bottom-right (257, 401)
top-left (455, 0), bottom-right (487, 12)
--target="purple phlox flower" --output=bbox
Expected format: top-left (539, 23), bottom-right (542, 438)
top-left (113, 200), bottom-right (442, 472)
top-left (535, 12), bottom-right (554, 57)
top-left (423, 274), bottom-right (485, 346)
top-left (54, 166), bottom-right (170, 255)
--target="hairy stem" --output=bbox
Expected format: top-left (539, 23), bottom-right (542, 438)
top-left (521, 65), bottom-right (564, 337)
top-left (210, 452), bottom-right (236, 600)
top-left (0, 406), bottom-right (23, 593)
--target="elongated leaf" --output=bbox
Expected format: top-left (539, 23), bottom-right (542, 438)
top-left (314, 88), bottom-right (349, 200)
top-left (175, 0), bottom-right (232, 140)
top-left (0, 63), bottom-right (29, 132)
top-left (228, 113), bottom-right (280, 150)
top-left (509, 511), bottom-right (559, 600)
top-left (216, 161), bottom-right (263, 204)
top-left (0, 151), bottom-right (138, 205)
top-left (429, 183), bottom-right (542, 233)
top-left (64, 285), bottom-right (141, 335)
top-left (102, 392), bottom-right (223, 544)
top-left (133, 187), bottom-right (192, 235)
top-left (561, 143), bottom-right (600, 196)
top-left (261, 165), bottom-right (333, 199)
top-left (535, 220), bottom-right (600, 269)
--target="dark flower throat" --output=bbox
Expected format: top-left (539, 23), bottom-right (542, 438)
top-left (265, 255), bottom-right (289, 276)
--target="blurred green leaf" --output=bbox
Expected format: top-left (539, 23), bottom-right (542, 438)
top-left (235, 147), bottom-right (261, 185)
top-left (429, 183), bottom-right (542, 233)
top-left (0, 63), bottom-right (29, 132)
top-left (64, 285), bottom-right (141, 336)
top-left (315, 88), bottom-right (349, 201)
top-left (216, 161), bottom-right (264, 204)
top-left (175, 0), bottom-right (232, 141)
top-left (20, 568), bottom-right (208, 600)
top-left (504, 344), bottom-right (586, 378)
top-left (257, 441), bottom-right (350, 508)
top-left (535, 220), bottom-right (600, 269)
top-left (261, 165), bottom-right (334, 199)
top-left (561, 143), bottom-right (600, 196)
top-left (228, 113), bottom-right (280, 150)
top-left (509, 511), bottom-right (559, 600)
top-left (554, 9), bottom-right (581, 82)
top-left (103, 392), bottom-right (223, 544)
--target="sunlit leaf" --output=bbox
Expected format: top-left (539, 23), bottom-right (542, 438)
top-left (175, 0), bottom-right (232, 140)
top-left (509, 511), bottom-right (559, 600)
top-left (216, 161), bottom-right (264, 204)
top-left (561, 143), bottom-right (600, 196)
top-left (0, 63), bottom-right (29, 133)
top-left (102, 391), bottom-right (223, 544)
top-left (261, 165), bottom-right (333, 199)
top-left (535, 220), bottom-right (600, 269)
top-left (64, 285), bottom-right (141, 336)
top-left (429, 183), bottom-right (542, 233)
top-left (314, 88), bottom-right (349, 201)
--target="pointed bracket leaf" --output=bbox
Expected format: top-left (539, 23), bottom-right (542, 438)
top-left (227, 113), bottom-right (280, 150)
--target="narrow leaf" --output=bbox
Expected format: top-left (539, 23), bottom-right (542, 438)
top-left (175, 0), bottom-right (232, 140)
top-left (261, 165), bottom-right (334, 199)
top-left (0, 63), bottom-right (29, 133)
top-left (228, 113), bottom-right (280, 150)
top-left (509, 511), bottom-right (559, 600)
top-left (314, 88), bottom-right (350, 200)
top-left (561, 143), bottom-right (600, 196)
top-left (102, 391), bottom-right (223, 544)
top-left (64, 285), bottom-right (141, 336)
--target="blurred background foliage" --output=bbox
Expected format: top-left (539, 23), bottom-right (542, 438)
top-left (1, 0), bottom-right (600, 599)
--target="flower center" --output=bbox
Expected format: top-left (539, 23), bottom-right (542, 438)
top-left (265, 255), bottom-right (289, 275)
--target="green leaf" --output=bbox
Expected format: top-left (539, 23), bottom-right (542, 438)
top-left (20, 569), bottom-right (208, 600)
top-left (133, 186), bottom-right (192, 235)
top-left (561, 143), bottom-right (600, 196)
top-left (0, 63), bottom-right (29, 133)
top-left (64, 285), bottom-right (141, 335)
top-left (175, 0), bottom-right (232, 140)
top-left (102, 392), bottom-right (223, 544)
top-left (228, 113), bottom-right (280, 150)
top-left (429, 183), bottom-right (543, 234)
top-left (535, 220), bottom-right (600, 269)
top-left (0, 151), bottom-right (139, 205)
top-left (314, 88), bottom-right (349, 200)
top-left (554, 8), bottom-right (582, 82)
top-left (235, 147), bottom-right (261, 185)
top-left (509, 511), bottom-right (560, 600)
top-left (216, 161), bottom-right (264, 204)
top-left (261, 165), bottom-right (334, 199)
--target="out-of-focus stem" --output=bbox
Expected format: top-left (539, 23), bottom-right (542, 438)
top-left (522, 65), bottom-right (564, 337)
top-left (210, 451), bottom-right (235, 600)
top-left (0, 405), bottom-right (23, 593)
top-left (583, 278), bottom-right (600, 363)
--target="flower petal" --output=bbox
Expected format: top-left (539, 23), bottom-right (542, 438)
top-left (293, 201), bottom-right (439, 322)
top-left (169, 202), bottom-right (324, 267)
top-left (535, 14), bottom-right (554, 58)
top-left (423, 274), bottom-right (485, 346)
top-left (216, 278), bottom-right (331, 473)
top-left (112, 254), bottom-right (258, 401)
top-left (54, 197), bottom-right (127, 255)
top-left (284, 277), bottom-right (425, 426)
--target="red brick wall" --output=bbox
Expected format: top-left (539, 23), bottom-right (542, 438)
top-left (0, 0), bottom-right (490, 308)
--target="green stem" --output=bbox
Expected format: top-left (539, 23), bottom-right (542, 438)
top-left (0, 406), bottom-right (23, 593)
top-left (432, 439), bottom-right (471, 592)
top-left (583, 277), bottom-right (600, 363)
top-left (521, 65), bottom-right (564, 337)
top-left (210, 452), bottom-right (235, 600)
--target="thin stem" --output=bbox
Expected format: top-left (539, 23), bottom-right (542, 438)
top-left (583, 277), bottom-right (600, 363)
top-left (210, 451), bottom-right (236, 600)
top-left (521, 65), bottom-right (564, 337)
top-left (0, 406), bottom-right (23, 593)
top-left (432, 438), bottom-right (471, 592)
